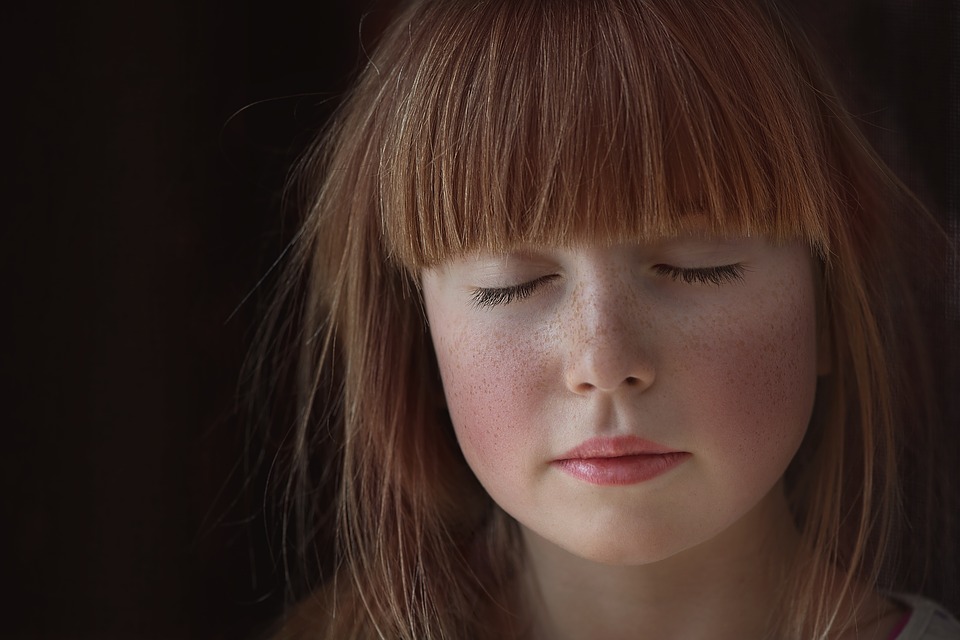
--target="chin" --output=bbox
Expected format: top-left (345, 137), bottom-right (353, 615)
top-left (575, 541), bottom-right (691, 567)
top-left (530, 523), bottom-right (701, 568)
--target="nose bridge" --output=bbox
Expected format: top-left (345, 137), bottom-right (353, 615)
top-left (563, 270), bottom-right (654, 394)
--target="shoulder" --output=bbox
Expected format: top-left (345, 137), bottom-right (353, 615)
top-left (890, 594), bottom-right (960, 640)
top-left (270, 593), bottom-right (330, 640)
top-left (266, 585), bottom-right (368, 640)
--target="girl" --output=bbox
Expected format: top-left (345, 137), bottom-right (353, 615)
top-left (262, 0), bottom-right (959, 637)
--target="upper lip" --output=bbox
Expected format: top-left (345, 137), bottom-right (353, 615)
top-left (556, 435), bottom-right (682, 460)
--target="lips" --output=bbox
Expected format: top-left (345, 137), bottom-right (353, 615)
top-left (553, 435), bottom-right (690, 486)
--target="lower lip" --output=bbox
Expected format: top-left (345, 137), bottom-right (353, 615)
top-left (554, 452), bottom-right (690, 486)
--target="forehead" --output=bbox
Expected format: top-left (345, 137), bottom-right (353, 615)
top-left (367, 0), bottom-right (832, 269)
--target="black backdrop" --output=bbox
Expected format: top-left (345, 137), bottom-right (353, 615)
top-left (3, 1), bottom-right (957, 638)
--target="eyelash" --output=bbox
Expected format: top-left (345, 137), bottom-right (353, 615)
top-left (471, 275), bottom-right (559, 308)
top-left (470, 264), bottom-right (745, 308)
top-left (653, 263), bottom-right (746, 286)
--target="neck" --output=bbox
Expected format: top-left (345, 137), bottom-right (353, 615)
top-left (520, 486), bottom-right (801, 640)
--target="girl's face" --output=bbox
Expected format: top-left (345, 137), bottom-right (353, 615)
top-left (421, 232), bottom-right (821, 565)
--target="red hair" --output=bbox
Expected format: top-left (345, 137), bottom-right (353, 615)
top-left (263, 1), bottom-right (950, 637)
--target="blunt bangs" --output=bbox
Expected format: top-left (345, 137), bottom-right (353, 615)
top-left (365, 0), bottom-right (835, 270)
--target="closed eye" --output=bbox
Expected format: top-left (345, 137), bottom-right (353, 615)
top-left (470, 275), bottom-right (560, 308)
top-left (653, 263), bottom-right (746, 285)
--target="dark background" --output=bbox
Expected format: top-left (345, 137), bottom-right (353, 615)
top-left (3, 1), bottom-right (956, 638)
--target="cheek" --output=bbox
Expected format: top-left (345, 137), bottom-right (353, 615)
top-left (680, 282), bottom-right (819, 478)
top-left (429, 316), bottom-right (549, 473)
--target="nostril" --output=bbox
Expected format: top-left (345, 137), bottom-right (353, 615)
top-left (566, 362), bottom-right (654, 394)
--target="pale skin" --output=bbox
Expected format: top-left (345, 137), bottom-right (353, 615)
top-left (421, 232), bottom-right (903, 639)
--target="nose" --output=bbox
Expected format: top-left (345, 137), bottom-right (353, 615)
top-left (562, 281), bottom-right (655, 396)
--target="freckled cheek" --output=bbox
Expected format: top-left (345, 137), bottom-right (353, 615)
top-left (431, 322), bottom-right (549, 472)
top-left (692, 299), bottom-right (819, 463)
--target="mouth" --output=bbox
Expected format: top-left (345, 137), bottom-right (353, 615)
top-left (554, 436), bottom-right (690, 486)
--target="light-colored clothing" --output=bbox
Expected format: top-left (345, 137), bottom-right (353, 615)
top-left (891, 594), bottom-right (960, 640)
